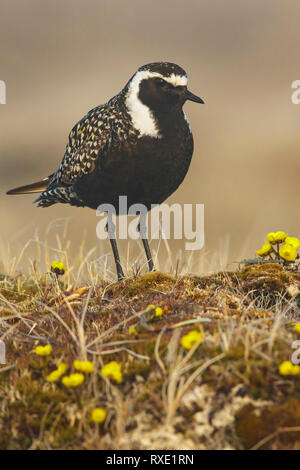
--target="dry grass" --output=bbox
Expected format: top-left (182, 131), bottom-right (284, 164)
top-left (0, 231), bottom-right (300, 450)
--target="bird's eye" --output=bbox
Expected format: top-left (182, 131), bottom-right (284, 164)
top-left (155, 78), bottom-right (165, 86)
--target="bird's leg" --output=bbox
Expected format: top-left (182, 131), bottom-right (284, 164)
top-left (110, 237), bottom-right (125, 281)
top-left (142, 237), bottom-right (155, 272)
top-left (106, 216), bottom-right (124, 281)
top-left (138, 214), bottom-right (155, 272)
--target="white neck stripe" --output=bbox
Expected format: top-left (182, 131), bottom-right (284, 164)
top-left (125, 70), bottom-right (188, 138)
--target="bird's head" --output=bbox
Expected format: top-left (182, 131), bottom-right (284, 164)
top-left (126, 62), bottom-right (204, 113)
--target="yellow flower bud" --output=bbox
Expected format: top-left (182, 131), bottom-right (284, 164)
top-left (101, 361), bottom-right (123, 383)
top-left (278, 360), bottom-right (300, 376)
top-left (267, 231), bottom-right (287, 244)
top-left (35, 344), bottom-right (52, 356)
top-left (294, 324), bottom-right (300, 334)
top-left (146, 304), bottom-right (155, 311)
top-left (51, 260), bottom-right (65, 275)
top-left (46, 371), bottom-right (60, 382)
top-left (279, 244), bottom-right (297, 262)
top-left (129, 325), bottom-right (137, 335)
top-left (256, 241), bottom-right (272, 257)
top-left (285, 237), bottom-right (300, 250)
top-left (180, 330), bottom-right (203, 350)
top-left (91, 408), bottom-right (107, 423)
top-left (73, 360), bottom-right (94, 373)
top-left (62, 373), bottom-right (85, 387)
top-left (46, 362), bottom-right (67, 382)
top-left (154, 307), bottom-right (163, 317)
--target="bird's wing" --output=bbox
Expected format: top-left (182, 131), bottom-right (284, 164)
top-left (51, 105), bottom-right (112, 187)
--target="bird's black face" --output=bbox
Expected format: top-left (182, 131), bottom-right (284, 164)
top-left (138, 76), bottom-right (204, 112)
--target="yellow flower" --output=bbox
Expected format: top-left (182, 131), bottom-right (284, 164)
top-left (278, 360), bottom-right (300, 376)
top-left (154, 307), bottom-right (163, 317)
top-left (46, 362), bottom-right (67, 382)
top-left (91, 407), bottom-right (107, 423)
top-left (62, 373), bottom-right (85, 387)
top-left (146, 304), bottom-right (155, 311)
top-left (256, 241), bottom-right (272, 257)
top-left (290, 365), bottom-right (300, 375)
top-left (51, 260), bottom-right (65, 275)
top-left (294, 324), bottom-right (300, 334)
top-left (129, 325), bottom-right (137, 335)
top-left (35, 344), bottom-right (52, 356)
top-left (267, 231), bottom-right (287, 244)
top-left (101, 361), bottom-right (123, 383)
top-left (180, 330), bottom-right (203, 350)
top-left (73, 360), bottom-right (94, 373)
top-left (279, 244), bottom-right (297, 262)
top-left (46, 371), bottom-right (61, 382)
top-left (285, 237), bottom-right (300, 249)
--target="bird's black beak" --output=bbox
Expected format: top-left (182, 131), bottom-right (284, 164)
top-left (184, 89), bottom-right (205, 104)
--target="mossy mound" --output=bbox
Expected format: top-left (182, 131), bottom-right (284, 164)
top-left (1, 264), bottom-right (300, 449)
top-left (124, 271), bottom-right (176, 296)
top-left (235, 398), bottom-right (300, 449)
top-left (238, 262), bottom-right (300, 292)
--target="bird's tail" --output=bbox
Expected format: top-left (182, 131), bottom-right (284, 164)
top-left (6, 175), bottom-right (53, 195)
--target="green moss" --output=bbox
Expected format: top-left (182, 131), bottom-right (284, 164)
top-left (0, 287), bottom-right (28, 302)
top-left (98, 309), bottom-right (111, 315)
top-left (239, 262), bottom-right (284, 277)
top-left (126, 360), bottom-right (151, 379)
top-left (237, 262), bottom-right (298, 293)
top-left (184, 272), bottom-right (232, 291)
top-left (125, 271), bottom-right (176, 296)
top-left (0, 375), bottom-right (77, 449)
top-left (225, 345), bottom-right (245, 361)
top-left (0, 274), bottom-right (58, 305)
top-left (235, 398), bottom-right (300, 449)
top-left (1, 265), bottom-right (300, 449)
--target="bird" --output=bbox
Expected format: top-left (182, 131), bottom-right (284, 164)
top-left (7, 62), bottom-right (204, 280)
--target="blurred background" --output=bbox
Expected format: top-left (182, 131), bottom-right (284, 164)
top-left (0, 0), bottom-right (299, 277)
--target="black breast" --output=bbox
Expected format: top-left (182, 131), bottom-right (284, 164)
top-left (74, 110), bottom-right (193, 212)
